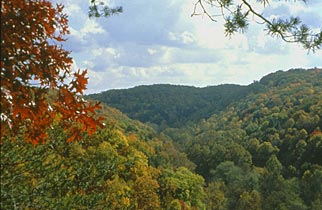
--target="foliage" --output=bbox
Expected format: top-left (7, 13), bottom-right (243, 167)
top-left (192, 0), bottom-right (322, 52)
top-left (86, 68), bottom-right (321, 208)
top-left (87, 84), bottom-right (250, 129)
top-left (2, 63), bottom-right (321, 210)
top-left (159, 167), bottom-right (206, 209)
top-left (89, 0), bottom-right (123, 18)
top-left (164, 68), bottom-right (321, 209)
top-left (2, 0), bottom-right (321, 208)
top-left (1, 106), bottom-right (204, 209)
top-left (1, 0), bottom-right (103, 144)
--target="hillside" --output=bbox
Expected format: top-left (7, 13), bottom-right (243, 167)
top-left (87, 84), bottom-right (250, 128)
top-left (90, 68), bottom-right (322, 209)
top-left (2, 68), bottom-right (321, 209)
top-left (1, 102), bottom-right (205, 209)
top-left (164, 68), bottom-right (322, 209)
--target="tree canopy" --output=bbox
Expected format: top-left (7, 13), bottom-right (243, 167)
top-left (87, 84), bottom-right (250, 129)
top-left (1, 0), bottom-right (103, 144)
top-left (1, 0), bottom-right (321, 209)
top-left (3, 68), bottom-right (321, 209)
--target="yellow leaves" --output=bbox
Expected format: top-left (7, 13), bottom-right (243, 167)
top-left (44, 153), bottom-right (60, 166)
top-left (128, 133), bottom-right (138, 143)
top-left (122, 197), bottom-right (131, 207)
top-left (114, 130), bottom-right (130, 147)
top-left (133, 175), bottom-right (161, 209)
top-left (97, 141), bottom-right (118, 159)
top-left (69, 142), bottom-right (86, 157)
top-left (31, 177), bottom-right (38, 187)
top-left (98, 141), bottom-right (112, 151)
top-left (105, 176), bottom-right (132, 209)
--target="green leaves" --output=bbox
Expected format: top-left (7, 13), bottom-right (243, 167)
top-left (219, 0), bottom-right (234, 7)
top-left (192, 0), bottom-right (322, 52)
top-left (225, 4), bottom-right (249, 36)
top-left (88, 0), bottom-right (123, 18)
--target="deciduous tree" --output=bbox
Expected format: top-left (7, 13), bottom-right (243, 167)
top-left (1, 0), bottom-right (103, 144)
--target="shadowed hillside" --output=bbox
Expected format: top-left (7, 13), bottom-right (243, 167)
top-left (87, 84), bottom-right (251, 128)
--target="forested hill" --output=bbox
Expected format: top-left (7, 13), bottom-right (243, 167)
top-left (2, 68), bottom-right (321, 209)
top-left (87, 83), bottom-right (250, 128)
top-left (163, 67), bottom-right (322, 209)
top-left (87, 68), bottom-right (320, 129)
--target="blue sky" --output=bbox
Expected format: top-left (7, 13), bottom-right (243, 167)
top-left (52, 0), bottom-right (322, 93)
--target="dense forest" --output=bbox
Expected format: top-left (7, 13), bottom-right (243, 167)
top-left (164, 68), bottom-right (322, 209)
top-left (1, 68), bottom-right (322, 209)
top-left (87, 84), bottom-right (250, 129)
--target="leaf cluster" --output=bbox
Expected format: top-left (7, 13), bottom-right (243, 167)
top-left (165, 68), bottom-right (322, 209)
top-left (2, 68), bottom-right (322, 209)
top-left (192, 0), bottom-right (321, 52)
top-left (1, 111), bottom-right (205, 209)
top-left (85, 68), bottom-right (322, 209)
top-left (1, 0), bottom-right (103, 144)
top-left (88, 0), bottom-right (123, 18)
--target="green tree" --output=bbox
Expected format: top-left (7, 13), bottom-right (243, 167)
top-left (305, 134), bottom-right (322, 165)
top-left (211, 161), bottom-right (260, 209)
top-left (255, 142), bottom-right (279, 167)
top-left (236, 190), bottom-right (261, 210)
top-left (159, 167), bottom-right (206, 209)
top-left (260, 155), bottom-right (284, 196)
top-left (301, 166), bottom-right (322, 207)
top-left (0, 122), bottom-right (166, 209)
top-left (263, 178), bottom-right (307, 210)
top-left (205, 182), bottom-right (227, 210)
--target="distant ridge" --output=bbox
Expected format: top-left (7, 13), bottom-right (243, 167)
top-left (87, 83), bottom-right (250, 128)
top-left (87, 68), bottom-right (321, 129)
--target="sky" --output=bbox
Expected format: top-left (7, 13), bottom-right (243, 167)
top-left (52, 0), bottom-right (322, 94)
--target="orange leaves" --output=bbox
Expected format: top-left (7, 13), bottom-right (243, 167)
top-left (1, 0), bottom-right (104, 145)
top-left (54, 85), bottom-right (104, 143)
top-left (310, 131), bottom-right (322, 137)
top-left (70, 69), bottom-right (89, 94)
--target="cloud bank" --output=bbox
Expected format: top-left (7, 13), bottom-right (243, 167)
top-left (53, 0), bottom-right (322, 93)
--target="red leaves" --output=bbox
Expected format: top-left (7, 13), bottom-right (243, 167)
top-left (71, 70), bottom-right (89, 94)
top-left (1, 0), bottom-right (104, 145)
top-left (310, 131), bottom-right (322, 137)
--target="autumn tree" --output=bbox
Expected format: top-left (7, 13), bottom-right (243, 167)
top-left (1, 0), bottom-right (103, 144)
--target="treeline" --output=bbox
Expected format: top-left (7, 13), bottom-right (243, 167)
top-left (1, 68), bottom-right (321, 209)
top-left (1, 106), bottom-right (204, 209)
top-left (164, 68), bottom-right (322, 209)
top-left (87, 84), bottom-right (250, 129)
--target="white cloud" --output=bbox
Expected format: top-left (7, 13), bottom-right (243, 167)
top-left (51, 0), bottom-right (322, 94)
top-left (147, 48), bottom-right (158, 55)
top-left (92, 47), bottom-right (120, 58)
top-left (69, 19), bottom-right (105, 43)
top-left (168, 31), bottom-right (196, 45)
top-left (80, 19), bottom-right (105, 35)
